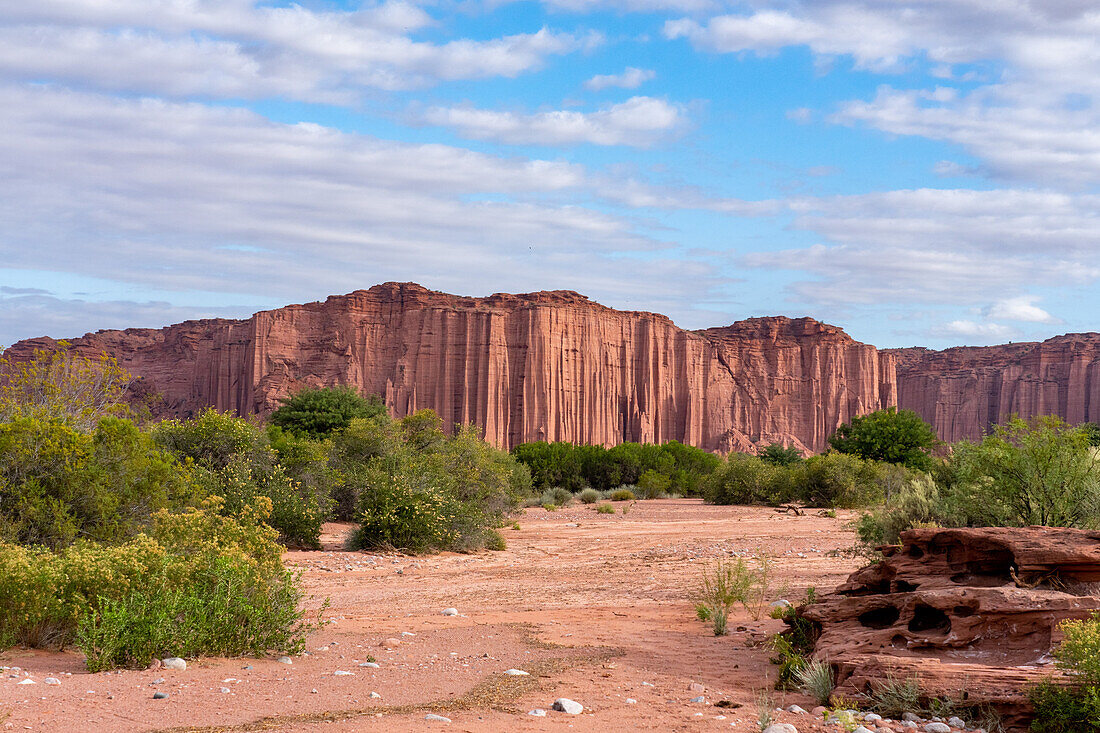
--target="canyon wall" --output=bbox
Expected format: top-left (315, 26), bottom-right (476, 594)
top-left (888, 335), bottom-right (1100, 443)
top-left (8, 282), bottom-right (1100, 450)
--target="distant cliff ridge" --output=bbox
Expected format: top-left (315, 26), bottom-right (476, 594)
top-left (8, 283), bottom-right (1100, 452)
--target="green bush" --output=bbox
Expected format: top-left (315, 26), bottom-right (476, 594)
top-left (759, 443), bottom-right (803, 467)
top-left (270, 386), bottom-right (387, 438)
top-left (578, 488), bottom-right (600, 504)
top-left (637, 469), bottom-right (671, 499)
top-left (596, 503), bottom-right (615, 514)
top-left (0, 416), bottom-right (200, 549)
top-left (610, 488), bottom-right (635, 501)
top-left (794, 452), bottom-right (886, 508)
top-left (347, 419), bottom-right (526, 554)
top-left (704, 454), bottom-right (791, 506)
top-left (0, 499), bottom-right (313, 669)
top-left (155, 409), bottom-right (328, 548)
top-left (828, 407), bottom-right (937, 471)
top-left (541, 487), bottom-right (572, 506)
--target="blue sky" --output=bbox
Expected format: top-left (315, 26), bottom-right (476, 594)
top-left (2, 0), bottom-right (1099, 348)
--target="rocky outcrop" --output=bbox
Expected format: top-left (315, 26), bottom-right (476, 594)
top-left (8, 282), bottom-right (1100, 450)
top-left (796, 527), bottom-right (1100, 729)
top-left (890, 334), bottom-right (1100, 443)
top-left (4, 283), bottom-right (896, 452)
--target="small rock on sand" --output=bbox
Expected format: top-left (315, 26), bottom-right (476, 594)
top-left (552, 698), bottom-right (584, 714)
top-left (761, 725), bottom-right (798, 733)
top-left (162, 658), bottom-right (187, 670)
top-left (441, 608), bottom-right (459, 616)
top-left (528, 709), bottom-right (547, 716)
top-left (152, 692), bottom-right (169, 700)
top-left (277, 656), bottom-right (293, 665)
top-left (503, 669), bottom-right (529, 676)
top-left (425, 714), bottom-right (451, 722)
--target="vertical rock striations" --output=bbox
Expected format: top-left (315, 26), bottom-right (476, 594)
top-left (889, 334), bottom-right (1100, 442)
top-left (5, 283), bottom-right (895, 452)
top-left (9, 283), bottom-right (1100, 450)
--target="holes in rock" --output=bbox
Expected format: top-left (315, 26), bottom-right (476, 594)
top-left (908, 604), bottom-right (952, 634)
top-left (890, 634), bottom-right (908, 648)
top-left (953, 604), bottom-right (978, 618)
top-left (908, 544), bottom-right (925, 559)
top-left (894, 580), bottom-right (918, 592)
top-left (859, 605), bottom-right (901, 629)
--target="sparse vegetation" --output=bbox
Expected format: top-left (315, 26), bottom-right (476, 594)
top-left (794, 658), bottom-right (834, 705)
top-left (596, 503), bottom-right (615, 514)
top-left (578, 487), bottom-right (601, 504)
top-left (696, 555), bottom-right (776, 635)
top-left (1031, 613), bottom-right (1100, 732)
top-left (610, 488), bottom-right (635, 501)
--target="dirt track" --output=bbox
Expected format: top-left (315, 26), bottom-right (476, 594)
top-left (0, 499), bottom-right (865, 732)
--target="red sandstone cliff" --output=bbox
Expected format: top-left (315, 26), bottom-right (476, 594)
top-left (9, 283), bottom-right (1098, 450)
top-left (888, 334), bottom-right (1100, 442)
top-left (4, 283), bottom-right (895, 452)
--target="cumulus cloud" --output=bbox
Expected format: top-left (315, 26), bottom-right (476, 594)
top-left (665, 1), bottom-right (1100, 187)
top-left (583, 67), bottom-right (655, 91)
top-left (420, 96), bottom-right (688, 147)
top-left (0, 2), bottom-right (594, 100)
top-left (984, 295), bottom-right (1061, 324)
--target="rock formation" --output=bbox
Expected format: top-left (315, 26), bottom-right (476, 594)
top-left (796, 527), bottom-right (1100, 729)
top-left (6, 282), bottom-right (1100, 451)
top-left (888, 335), bottom-right (1100, 443)
top-left (4, 283), bottom-right (896, 452)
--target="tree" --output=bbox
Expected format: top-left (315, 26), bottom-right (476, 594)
top-left (758, 442), bottom-right (803, 467)
top-left (0, 344), bottom-right (133, 430)
top-left (828, 407), bottom-right (937, 470)
top-left (269, 386), bottom-right (386, 438)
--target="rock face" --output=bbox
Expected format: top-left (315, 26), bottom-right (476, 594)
top-left (7, 282), bottom-right (1100, 450)
top-left (4, 283), bottom-right (896, 452)
top-left (889, 334), bottom-right (1100, 443)
top-left (796, 527), bottom-right (1100, 729)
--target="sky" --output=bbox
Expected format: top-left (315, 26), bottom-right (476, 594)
top-left (2, 0), bottom-right (1099, 349)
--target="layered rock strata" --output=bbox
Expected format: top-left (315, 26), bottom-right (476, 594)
top-left (5, 283), bottom-right (896, 452)
top-left (796, 527), bottom-right (1100, 729)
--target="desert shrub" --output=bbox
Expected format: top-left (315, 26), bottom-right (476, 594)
top-left (637, 469), bottom-right (671, 499)
top-left (828, 407), bottom-right (937, 471)
top-left (154, 409), bottom-right (328, 548)
top-left (793, 452), bottom-right (886, 508)
top-left (759, 442), bottom-right (803, 467)
top-left (610, 488), bottom-right (635, 501)
top-left (544, 487), bottom-right (573, 506)
top-left (795, 659), bottom-right (834, 705)
top-left (347, 420), bottom-right (525, 554)
top-left (0, 416), bottom-right (200, 549)
top-left (868, 675), bottom-right (923, 718)
top-left (596, 503), bottom-right (615, 514)
top-left (1030, 680), bottom-right (1100, 732)
top-left (0, 499), bottom-right (312, 669)
top-left (0, 345), bottom-right (134, 430)
top-left (857, 418), bottom-right (1100, 551)
top-left (578, 487), bottom-right (601, 504)
top-left (770, 588), bottom-right (819, 689)
top-left (510, 440), bottom-right (718, 495)
top-left (269, 386), bottom-right (386, 438)
top-left (704, 454), bottom-right (791, 506)
top-left (696, 556), bottom-right (775, 634)
top-left (541, 503), bottom-right (558, 511)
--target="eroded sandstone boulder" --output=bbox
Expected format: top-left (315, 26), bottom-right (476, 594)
top-left (793, 527), bottom-right (1100, 730)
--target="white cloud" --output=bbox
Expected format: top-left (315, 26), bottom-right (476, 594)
top-left (0, 3), bottom-right (594, 100)
top-left (744, 188), bottom-right (1100, 307)
top-left (984, 295), bottom-right (1060, 324)
top-left (665, 1), bottom-right (1100, 187)
top-left (420, 96), bottom-right (688, 147)
top-left (584, 67), bottom-right (655, 91)
top-left (0, 84), bottom-right (737, 343)
top-left (930, 320), bottom-right (1016, 342)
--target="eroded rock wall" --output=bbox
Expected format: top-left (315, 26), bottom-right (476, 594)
top-left (5, 283), bottom-right (896, 452)
top-left (889, 334), bottom-right (1100, 442)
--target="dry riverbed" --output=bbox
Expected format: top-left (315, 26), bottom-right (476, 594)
top-left (0, 500), bottom-right (869, 732)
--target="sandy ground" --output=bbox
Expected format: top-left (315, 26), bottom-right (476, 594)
top-left (0, 499), bottom-right (870, 733)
